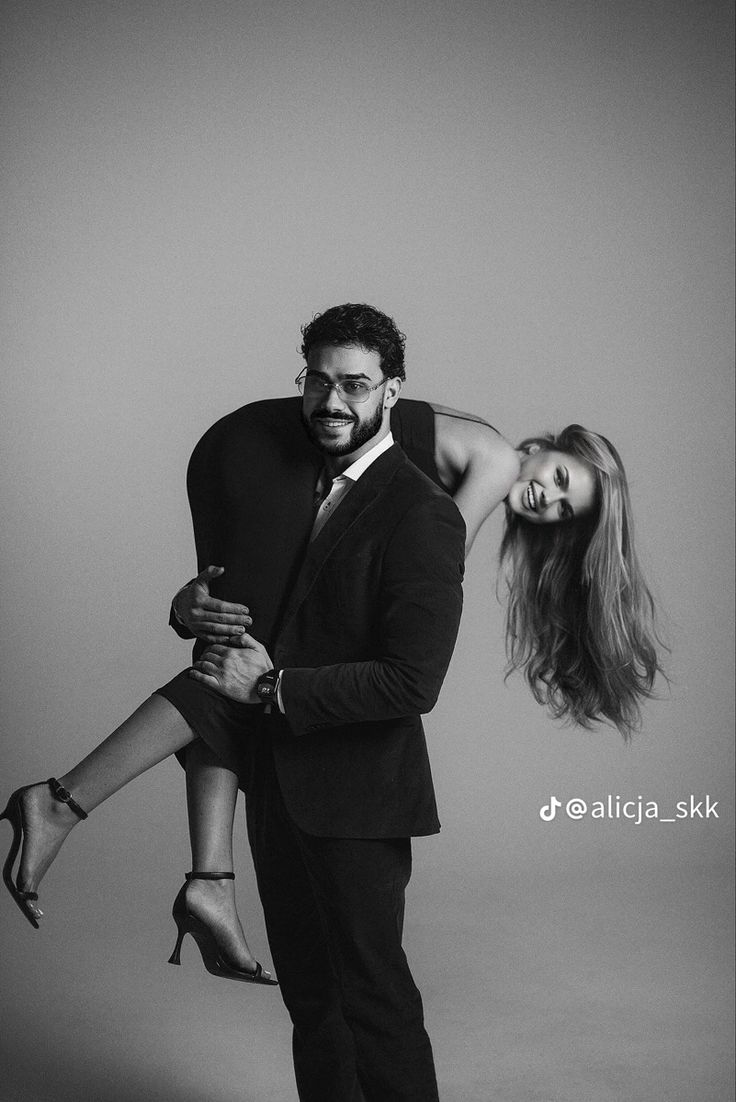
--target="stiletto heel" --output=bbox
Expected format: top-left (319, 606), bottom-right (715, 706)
top-left (1, 778), bottom-right (88, 928)
top-left (167, 923), bottom-right (185, 966)
top-left (1, 791), bottom-right (40, 928)
top-left (168, 871), bottom-right (278, 985)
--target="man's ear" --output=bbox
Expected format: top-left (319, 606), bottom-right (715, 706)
top-left (384, 377), bottom-right (402, 408)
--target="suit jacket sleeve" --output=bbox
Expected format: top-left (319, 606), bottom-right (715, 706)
top-left (279, 493), bottom-right (465, 735)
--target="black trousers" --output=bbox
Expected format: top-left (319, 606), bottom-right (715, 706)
top-left (245, 736), bottom-right (439, 1102)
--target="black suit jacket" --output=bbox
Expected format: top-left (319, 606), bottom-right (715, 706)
top-left (172, 398), bottom-right (465, 838)
top-left (269, 443), bottom-right (465, 837)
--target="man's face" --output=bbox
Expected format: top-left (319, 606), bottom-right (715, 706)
top-left (301, 344), bottom-right (395, 459)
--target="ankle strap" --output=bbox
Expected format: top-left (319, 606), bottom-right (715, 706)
top-left (185, 871), bottom-right (235, 881)
top-left (48, 778), bottom-right (88, 820)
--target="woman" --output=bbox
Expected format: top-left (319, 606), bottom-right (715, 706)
top-left (1, 397), bottom-right (663, 981)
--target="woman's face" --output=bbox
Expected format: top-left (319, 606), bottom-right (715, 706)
top-left (507, 447), bottom-right (596, 524)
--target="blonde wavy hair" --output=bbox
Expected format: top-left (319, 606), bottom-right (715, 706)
top-left (499, 425), bottom-right (665, 740)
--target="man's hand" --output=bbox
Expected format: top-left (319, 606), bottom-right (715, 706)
top-left (172, 566), bottom-right (252, 644)
top-left (189, 636), bottom-right (274, 703)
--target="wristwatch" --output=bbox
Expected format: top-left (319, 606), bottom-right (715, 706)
top-left (256, 669), bottom-right (280, 706)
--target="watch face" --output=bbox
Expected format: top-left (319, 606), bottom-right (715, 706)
top-left (258, 674), bottom-right (277, 700)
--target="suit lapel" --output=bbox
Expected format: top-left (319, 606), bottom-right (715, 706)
top-left (276, 444), bottom-right (404, 635)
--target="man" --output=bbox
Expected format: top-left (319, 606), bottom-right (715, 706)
top-left (178, 304), bottom-right (465, 1101)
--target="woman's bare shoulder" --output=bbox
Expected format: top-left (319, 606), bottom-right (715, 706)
top-left (425, 402), bottom-right (519, 492)
top-left (429, 403), bottom-right (515, 459)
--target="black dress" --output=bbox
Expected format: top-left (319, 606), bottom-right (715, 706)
top-left (155, 397), bottom-right (443, 777)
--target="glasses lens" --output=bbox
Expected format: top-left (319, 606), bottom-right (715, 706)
top-left (302, 376), bottom-right (327, 396)
top-left (297, 376), bottom-right (373, 403)
top-left (336, 381), bottom-right (371, 403)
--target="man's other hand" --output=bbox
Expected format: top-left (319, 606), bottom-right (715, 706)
top-left (189, 637), bottom-right (273, 703)
top-left (172, 566), bottom-right (252, 644)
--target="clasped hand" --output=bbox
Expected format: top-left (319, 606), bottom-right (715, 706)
top-left (189, 636), bottom-right (273, 704)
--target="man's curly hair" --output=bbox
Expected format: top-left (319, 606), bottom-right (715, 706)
top-left (300, 303), bottom-right (406, 381)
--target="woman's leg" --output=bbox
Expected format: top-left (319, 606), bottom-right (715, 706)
top-left (181, 740), bottom-right (262, 972)
top-left (13, 694), bottom-right (196, 915)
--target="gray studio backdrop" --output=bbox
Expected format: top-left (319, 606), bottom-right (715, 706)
top-left (1, 3), bottom-right (733, 1101)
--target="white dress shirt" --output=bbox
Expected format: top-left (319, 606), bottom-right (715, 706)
top-left (310, 431), bottom-right (395, 542)
top-left (276, 431), bottom-right (395, 711)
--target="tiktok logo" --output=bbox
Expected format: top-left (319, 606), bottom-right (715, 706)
top-left (539, 796), bottom-right (562, 821)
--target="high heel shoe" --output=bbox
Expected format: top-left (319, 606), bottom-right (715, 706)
top-left (1, 778), bottom-right (88, 928)
top-left (167, 871), bottom-right (278, 985)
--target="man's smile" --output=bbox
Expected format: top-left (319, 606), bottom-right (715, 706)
top-left (311, 414), bottom-right (355, 429)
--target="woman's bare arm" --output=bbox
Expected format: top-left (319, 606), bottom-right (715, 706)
top-left (429, 403), bottom-right (520, 554)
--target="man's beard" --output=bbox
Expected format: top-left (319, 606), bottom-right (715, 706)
top-left (302, 401), bottom-right (384, 457)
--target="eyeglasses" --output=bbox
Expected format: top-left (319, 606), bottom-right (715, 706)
top-left (295, 369), bottom-right (387, 405)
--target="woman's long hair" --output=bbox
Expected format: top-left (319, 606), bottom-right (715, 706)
top-left (499, 425), bottom-right (664, 740)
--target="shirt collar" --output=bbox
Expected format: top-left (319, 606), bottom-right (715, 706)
top-left (333, 431), bottom-right (394, 484)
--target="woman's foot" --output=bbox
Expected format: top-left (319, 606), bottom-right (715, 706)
top-left (182, 876), bottom-right (262, 975)
top-left (7, 782), bottom-right (81, 921)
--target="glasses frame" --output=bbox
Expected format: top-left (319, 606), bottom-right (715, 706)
top-left (294, 368), bottom-right (388, 405)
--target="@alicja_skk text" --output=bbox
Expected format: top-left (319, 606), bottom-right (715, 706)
top-left (539, 794), bottom-right (720, 824)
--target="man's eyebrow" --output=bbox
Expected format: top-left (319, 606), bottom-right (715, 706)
top-left (306, 370), bottom-right (372, 381)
